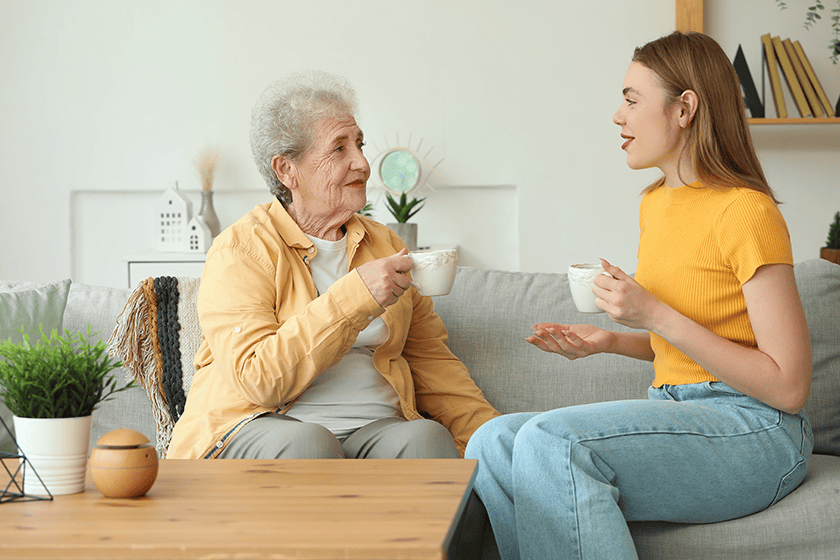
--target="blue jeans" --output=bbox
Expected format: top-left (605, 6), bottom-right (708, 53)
top-left (465, 382), bottom-right (813, 560)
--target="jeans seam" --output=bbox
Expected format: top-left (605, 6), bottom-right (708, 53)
top-left (567, 440), bottom-right (583, 560)
top-left (769, 457), bottom-right (808, 507)
top-left (574, 422), bottom-right (782, 445)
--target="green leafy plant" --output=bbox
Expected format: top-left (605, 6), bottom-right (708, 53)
top-left (775, 0), bottom-right (840, 62)
top-left (356, 201), bottom-right (374, 217)
top-left (826, 211), bottom-right (840, 248)
top-left (0, 325), bottom-right (134, 419)
top-left (385, 192), bottom-right (425, 223)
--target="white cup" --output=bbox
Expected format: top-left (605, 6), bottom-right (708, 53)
top-left (568, 263), bottom-right (611, 313)
top-left (408, 249), bottom-right (458, 296)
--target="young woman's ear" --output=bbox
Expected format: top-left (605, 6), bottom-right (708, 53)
top-left (678, 90), bottom-right (699, 128)
top-left (271, 155), bottom-right (297, 190)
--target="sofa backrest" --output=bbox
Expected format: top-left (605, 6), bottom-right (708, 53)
top-left (791, 259), bottom-right (840, 456)
top-left (432, 268), bottom-right (652, 413)
top-left (101, 258), bottom-right (840, 458)
top-left (433, 259), bottom-right (840, 457)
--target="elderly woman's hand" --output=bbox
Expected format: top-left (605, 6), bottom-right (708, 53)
top-left (357, 248), bottom-right (414, 308)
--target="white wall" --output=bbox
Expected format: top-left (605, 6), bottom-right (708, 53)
top-left (1, 0), bottom-right (838, 287)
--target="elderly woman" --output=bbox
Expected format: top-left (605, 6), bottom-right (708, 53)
top-left (166, 71), bottom-right (499, 461)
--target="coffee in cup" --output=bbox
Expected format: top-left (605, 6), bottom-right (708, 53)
top-left (409, 249), bottom-right (458, 296)
top-left (568, 263), bottom-right (610, 313)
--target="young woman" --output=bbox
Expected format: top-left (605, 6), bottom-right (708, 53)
top-left (465, 32), bottom-right (813, 560)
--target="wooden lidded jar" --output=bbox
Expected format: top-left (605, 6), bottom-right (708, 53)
top-left (89, 428), bottom-right (158, 498)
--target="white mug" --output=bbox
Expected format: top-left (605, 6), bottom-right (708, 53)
top-left (408, 249), bottom-right (458, 296)
top-left (568, 263), bottom-right (611, 313)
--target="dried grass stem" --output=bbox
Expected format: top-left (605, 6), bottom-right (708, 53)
top-left (195, 149), bottom-right (218, 191)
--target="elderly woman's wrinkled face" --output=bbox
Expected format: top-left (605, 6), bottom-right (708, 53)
top-left (287, 116), bottom-right (370, 235)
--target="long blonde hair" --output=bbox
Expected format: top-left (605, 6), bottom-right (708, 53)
top-left (633, 32), bottom-right (779, 203)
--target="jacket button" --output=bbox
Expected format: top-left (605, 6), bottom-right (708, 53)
top-left (216, 441), bottom-right (223, 448)
top-left (308, 247), bottom-right (315, 253)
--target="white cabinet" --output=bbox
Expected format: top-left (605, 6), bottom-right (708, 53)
top-left (122, 251), bottom-right (206, 289)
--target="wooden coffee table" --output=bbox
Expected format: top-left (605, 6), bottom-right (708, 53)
top-left (0, 458), bottom-right (477, 559)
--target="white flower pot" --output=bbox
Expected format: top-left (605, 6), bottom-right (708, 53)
top-left (387, 222), bottom-right (418, 251)
top-left (13, 415), bottom-right (92, 496)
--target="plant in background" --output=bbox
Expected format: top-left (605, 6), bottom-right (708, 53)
top-left (195, 148), bottom-right (218, 191)
top-left (826, 211), bottom-right (840, 248)
top-left (385, 192), bottom-right (425, 223)
top-left (0, 325), bottom-right (133, 419)
top-left (774, 0), bottom-right (840, 62)
top-left (357, 201), bottom-right (374, 217)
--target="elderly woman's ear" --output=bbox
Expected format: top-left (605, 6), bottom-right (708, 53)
top-left (271, 155), bottom-right (297, 190)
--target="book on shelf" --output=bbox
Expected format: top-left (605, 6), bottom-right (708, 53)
top-left (791, 40), bottom-right (835, 118)
top-left (760, 34), bottom-right (787, 118)
top-left (783, 39), bottom-right (824, 117)
top-left (771, 35), bottom-right (812, 117)
top-left (733, 45), bottom-right (764, 118)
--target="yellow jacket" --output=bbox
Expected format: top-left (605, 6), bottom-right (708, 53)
top-left (166, 198), bottom-right (499, 459)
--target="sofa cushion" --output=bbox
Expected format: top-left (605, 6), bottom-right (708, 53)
top-left (0, 279), bottom-right (72, 343)
top-left (630, 453), bottom-right (840, 560)
top-left (795, 259), bottom-right (840, 456)
top-left (433, 267), bottom-right (653, 415)
top-left (0, 279), bottom-right (72, 454)
top-left (64, 283), bottom-right (157, 449)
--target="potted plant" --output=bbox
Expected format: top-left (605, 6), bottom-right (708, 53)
top-left (821, 211), bottom-right (840, 264)
top-left (0, 325), bottom-right (133, 496)
top-left (385, 192), bottom-right (426, 251)
top-left (357, 200), bottom-right (374, 217)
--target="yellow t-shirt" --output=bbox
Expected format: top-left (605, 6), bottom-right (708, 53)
top-left (634, 182), bottom-right (793, 387)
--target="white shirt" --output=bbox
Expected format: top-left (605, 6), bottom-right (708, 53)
top-left (286, 233), bottom-right (401, 438)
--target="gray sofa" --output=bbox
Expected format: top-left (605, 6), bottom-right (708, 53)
top-left (2, 258), bottom-right (838, 559)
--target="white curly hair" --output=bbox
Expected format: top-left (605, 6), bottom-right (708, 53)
top-left (249, 70), bottom-right (358, 205)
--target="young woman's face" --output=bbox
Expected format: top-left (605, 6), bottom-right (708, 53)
top-left (613, 62), bottom-right (686, 177)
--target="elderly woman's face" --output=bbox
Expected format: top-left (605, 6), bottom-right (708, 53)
top-left (288, 116), bottom-right (370, 232)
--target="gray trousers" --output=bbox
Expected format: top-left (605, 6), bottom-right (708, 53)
top-left (219, 414), bottom-right (461, 459)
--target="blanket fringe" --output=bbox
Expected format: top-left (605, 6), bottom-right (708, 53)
top-left (108, 278), bottom-right (174, 458)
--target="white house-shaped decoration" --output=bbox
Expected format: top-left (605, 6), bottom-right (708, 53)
top-left (187, 216), bottom-right (212, 253)
top-left (156, 182), bottom-right (192, 252)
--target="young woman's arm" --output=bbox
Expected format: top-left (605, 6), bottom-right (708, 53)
top-left (596, 261), bottom-right (812, 414)
top-left (527, 324), bottom-right (655, 362)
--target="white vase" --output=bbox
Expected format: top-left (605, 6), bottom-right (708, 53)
top-left (198, 190), bottom-right (221, 238)
top-left (13, 415), bottom-right (92, 496)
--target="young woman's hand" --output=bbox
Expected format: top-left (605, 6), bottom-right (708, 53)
top-left (594, 258), bottom-right (670, 332)
top-left (526, 322), bottom-right (615, 360)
